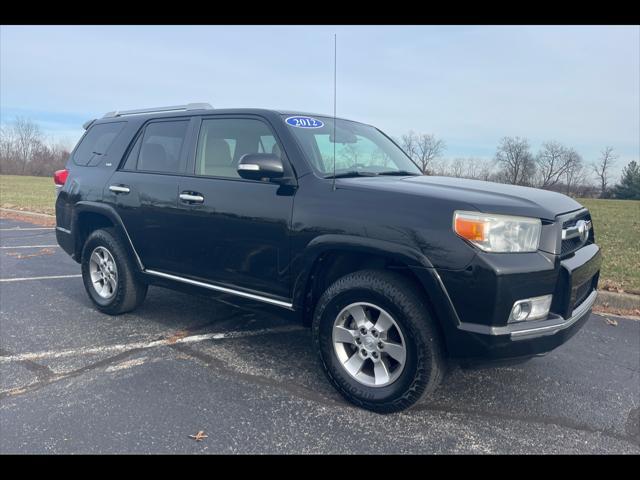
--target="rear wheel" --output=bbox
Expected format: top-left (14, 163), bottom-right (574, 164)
top-left (81, 228), bottom-right (147, 315)
top-left (312, 269), bottom-right (445, 413)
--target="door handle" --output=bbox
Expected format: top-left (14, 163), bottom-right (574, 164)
top-left (109, 185), bottom-right (130, 194)
top-left (179, 193), bottom-right (205, 204)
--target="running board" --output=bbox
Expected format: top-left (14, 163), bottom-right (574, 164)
top-left (144, 269), bottom-right (294, 310)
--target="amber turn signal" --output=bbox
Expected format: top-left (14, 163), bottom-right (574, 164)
top-left (454, 216), bottom-right (487, 242)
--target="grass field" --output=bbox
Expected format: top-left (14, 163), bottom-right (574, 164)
top-left (1, 174), bottom-right (57, 215)
top-left (1, 174), bottom-right (639, 292)
top-left (579, 198), bottom-right (640, 293)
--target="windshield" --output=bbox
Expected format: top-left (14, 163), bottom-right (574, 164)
top-left (283, 115), bottom-right (421, 177)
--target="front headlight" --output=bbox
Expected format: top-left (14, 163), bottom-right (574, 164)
top-left (453, 211), bottom-right (541, 253)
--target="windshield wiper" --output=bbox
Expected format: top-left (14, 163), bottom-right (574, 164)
top-left (376, 170), bottom-right (420, 176)
top-left (324, 170), bottom-right (420, 179)
top-left (323, 171), bottom-right (379, 179)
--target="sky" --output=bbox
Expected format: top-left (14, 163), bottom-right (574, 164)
top-left (1, 25), bottom-right (639, 176)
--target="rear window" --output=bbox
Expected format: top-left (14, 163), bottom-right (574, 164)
top-left (73, 122), bottom-right (126, 166)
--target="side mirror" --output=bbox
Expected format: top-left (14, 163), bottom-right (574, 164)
top-left (237, 153), bottom-right (284, 181)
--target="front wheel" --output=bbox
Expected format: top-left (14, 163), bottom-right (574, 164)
top-left (312, 269), bottom-right (445, 413)
top-left (81, 228), bottom-right (148, 315)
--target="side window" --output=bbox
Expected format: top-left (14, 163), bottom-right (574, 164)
top-left (195, 118), bottom-right (281, 178)
top-left (73, 122), bottom-right (126, 166)
top-left (136, 120), bottom-right (189, 173)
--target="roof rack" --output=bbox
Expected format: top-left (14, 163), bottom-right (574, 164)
top-left (102, 103), bottom-right (214, 118)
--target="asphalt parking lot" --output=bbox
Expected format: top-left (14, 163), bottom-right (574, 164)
top-left (0, 216), bottom-right (638, 454)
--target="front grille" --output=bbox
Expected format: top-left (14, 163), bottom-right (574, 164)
top-left (560, 210), bottom-right (594, 257)
top-left (561, 236), bottom-right (585, 255)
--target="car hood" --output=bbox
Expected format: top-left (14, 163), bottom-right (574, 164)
top-left (337, 175), bottom-right (583, 220)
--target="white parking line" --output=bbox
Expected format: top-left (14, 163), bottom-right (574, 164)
top-left (0, 245), bottom-right (59, 249)
top-left (0, 274), bottom-right (82, 283)
top-left (0, 228), bottom-right (55, 231)
top-left (0, 324), bottom-right (305, 364)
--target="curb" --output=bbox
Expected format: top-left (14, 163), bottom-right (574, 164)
top-left (594, 290), bottom-right (640, 311)
top-left (0, 207), bottom-right (55, 218)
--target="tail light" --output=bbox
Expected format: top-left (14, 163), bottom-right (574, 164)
top-left (53, 169), bottom-right (69, 186)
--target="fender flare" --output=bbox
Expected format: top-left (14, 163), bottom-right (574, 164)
top-left (71, 201), bottom-right (144, 271)
top-left (291, 234), bottom-right (462, 330)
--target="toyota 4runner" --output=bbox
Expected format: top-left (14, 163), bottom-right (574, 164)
top-left (54, 103), bottom-right (601, 412)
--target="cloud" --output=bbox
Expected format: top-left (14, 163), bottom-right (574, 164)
top-left (2, 25), bottom-right (638, 173)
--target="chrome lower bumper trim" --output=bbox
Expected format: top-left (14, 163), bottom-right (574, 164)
top-left (458, 290), bottom-right (597, 340)
top-left (510, 290), bottom-right (597, 340)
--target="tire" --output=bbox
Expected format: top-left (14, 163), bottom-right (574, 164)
top-left (81, 227), bottom-right (148, 315)
top-left (312, 269), bottom-right (445, 413)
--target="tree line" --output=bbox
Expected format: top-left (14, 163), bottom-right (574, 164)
top-left (398, 131), bottom-right (639, 200)
top-left (0, 117), bottom-right (638, 200)
top-left (0, 118), bottom-right (71, 177)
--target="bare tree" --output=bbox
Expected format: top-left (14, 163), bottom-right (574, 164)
top-left (449, 158), bottom-right (465, 178)
top-left (445, 157), bottom-right (495, 181)
top-left (0, 126), bottom-right (15, 171)
top-left (478, 159), bottom-right (495, 181)
top-left (12, 117), bottom-right (44, 174)
top-left (400, 131), bottom-right (419, 162)
top-left (536, 141), bottom-right (572, 188)
top-left (592, 146), bottom-right (618, 198)
top-left (29, 141), bottom-right (69, 176)
top-left (394, 130), bottom-right (599, 196)
top-left (415, 134), bottom-right (446, 174)
top-left (462, 158), bottom-right (480, 179)
top-left (564, 148), bottom-right (587, 196)
top-left (430, 157), bottom-right (449, 176)
top-left (461, 157), bottom-right (488, 180)
top-left (495, 136), bottom-right (536, 185)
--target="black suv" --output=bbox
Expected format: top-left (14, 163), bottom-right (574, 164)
top-left (55, 103), bottom-right (601, 412)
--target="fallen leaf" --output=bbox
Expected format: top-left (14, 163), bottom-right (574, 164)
top-left (605, 317), bottom-right (618, 326)
top-left (166, 330), bottom-right (189, 345)
top-left (189, 431), bottom-right (208, 441)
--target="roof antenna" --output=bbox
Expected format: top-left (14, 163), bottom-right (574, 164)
top-left (332, 33), bottom-right (337, 192)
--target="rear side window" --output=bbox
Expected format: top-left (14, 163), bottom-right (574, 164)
top-left (73, 122), bottom-right (126, 166)
top-left (136, 121), bottom-right (189, 173)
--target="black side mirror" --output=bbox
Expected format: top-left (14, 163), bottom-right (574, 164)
top-left (237, 153), bottom-right (284, 181)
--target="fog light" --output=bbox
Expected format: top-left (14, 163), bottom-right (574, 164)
top-left (508, 295), bottom-right (552, 323)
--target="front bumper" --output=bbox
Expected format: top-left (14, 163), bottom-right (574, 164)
top-left (455, 289), bottom-right (596, 361)
top-left (447, 292), bottom-right (597, 363)
top-left (458, 289), bottom-right (597, 341)
top-left (433, 243), bottom-right (601, 361)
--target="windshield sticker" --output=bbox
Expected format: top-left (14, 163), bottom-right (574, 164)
top-left (285, 116), bottom-right (324, 129)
